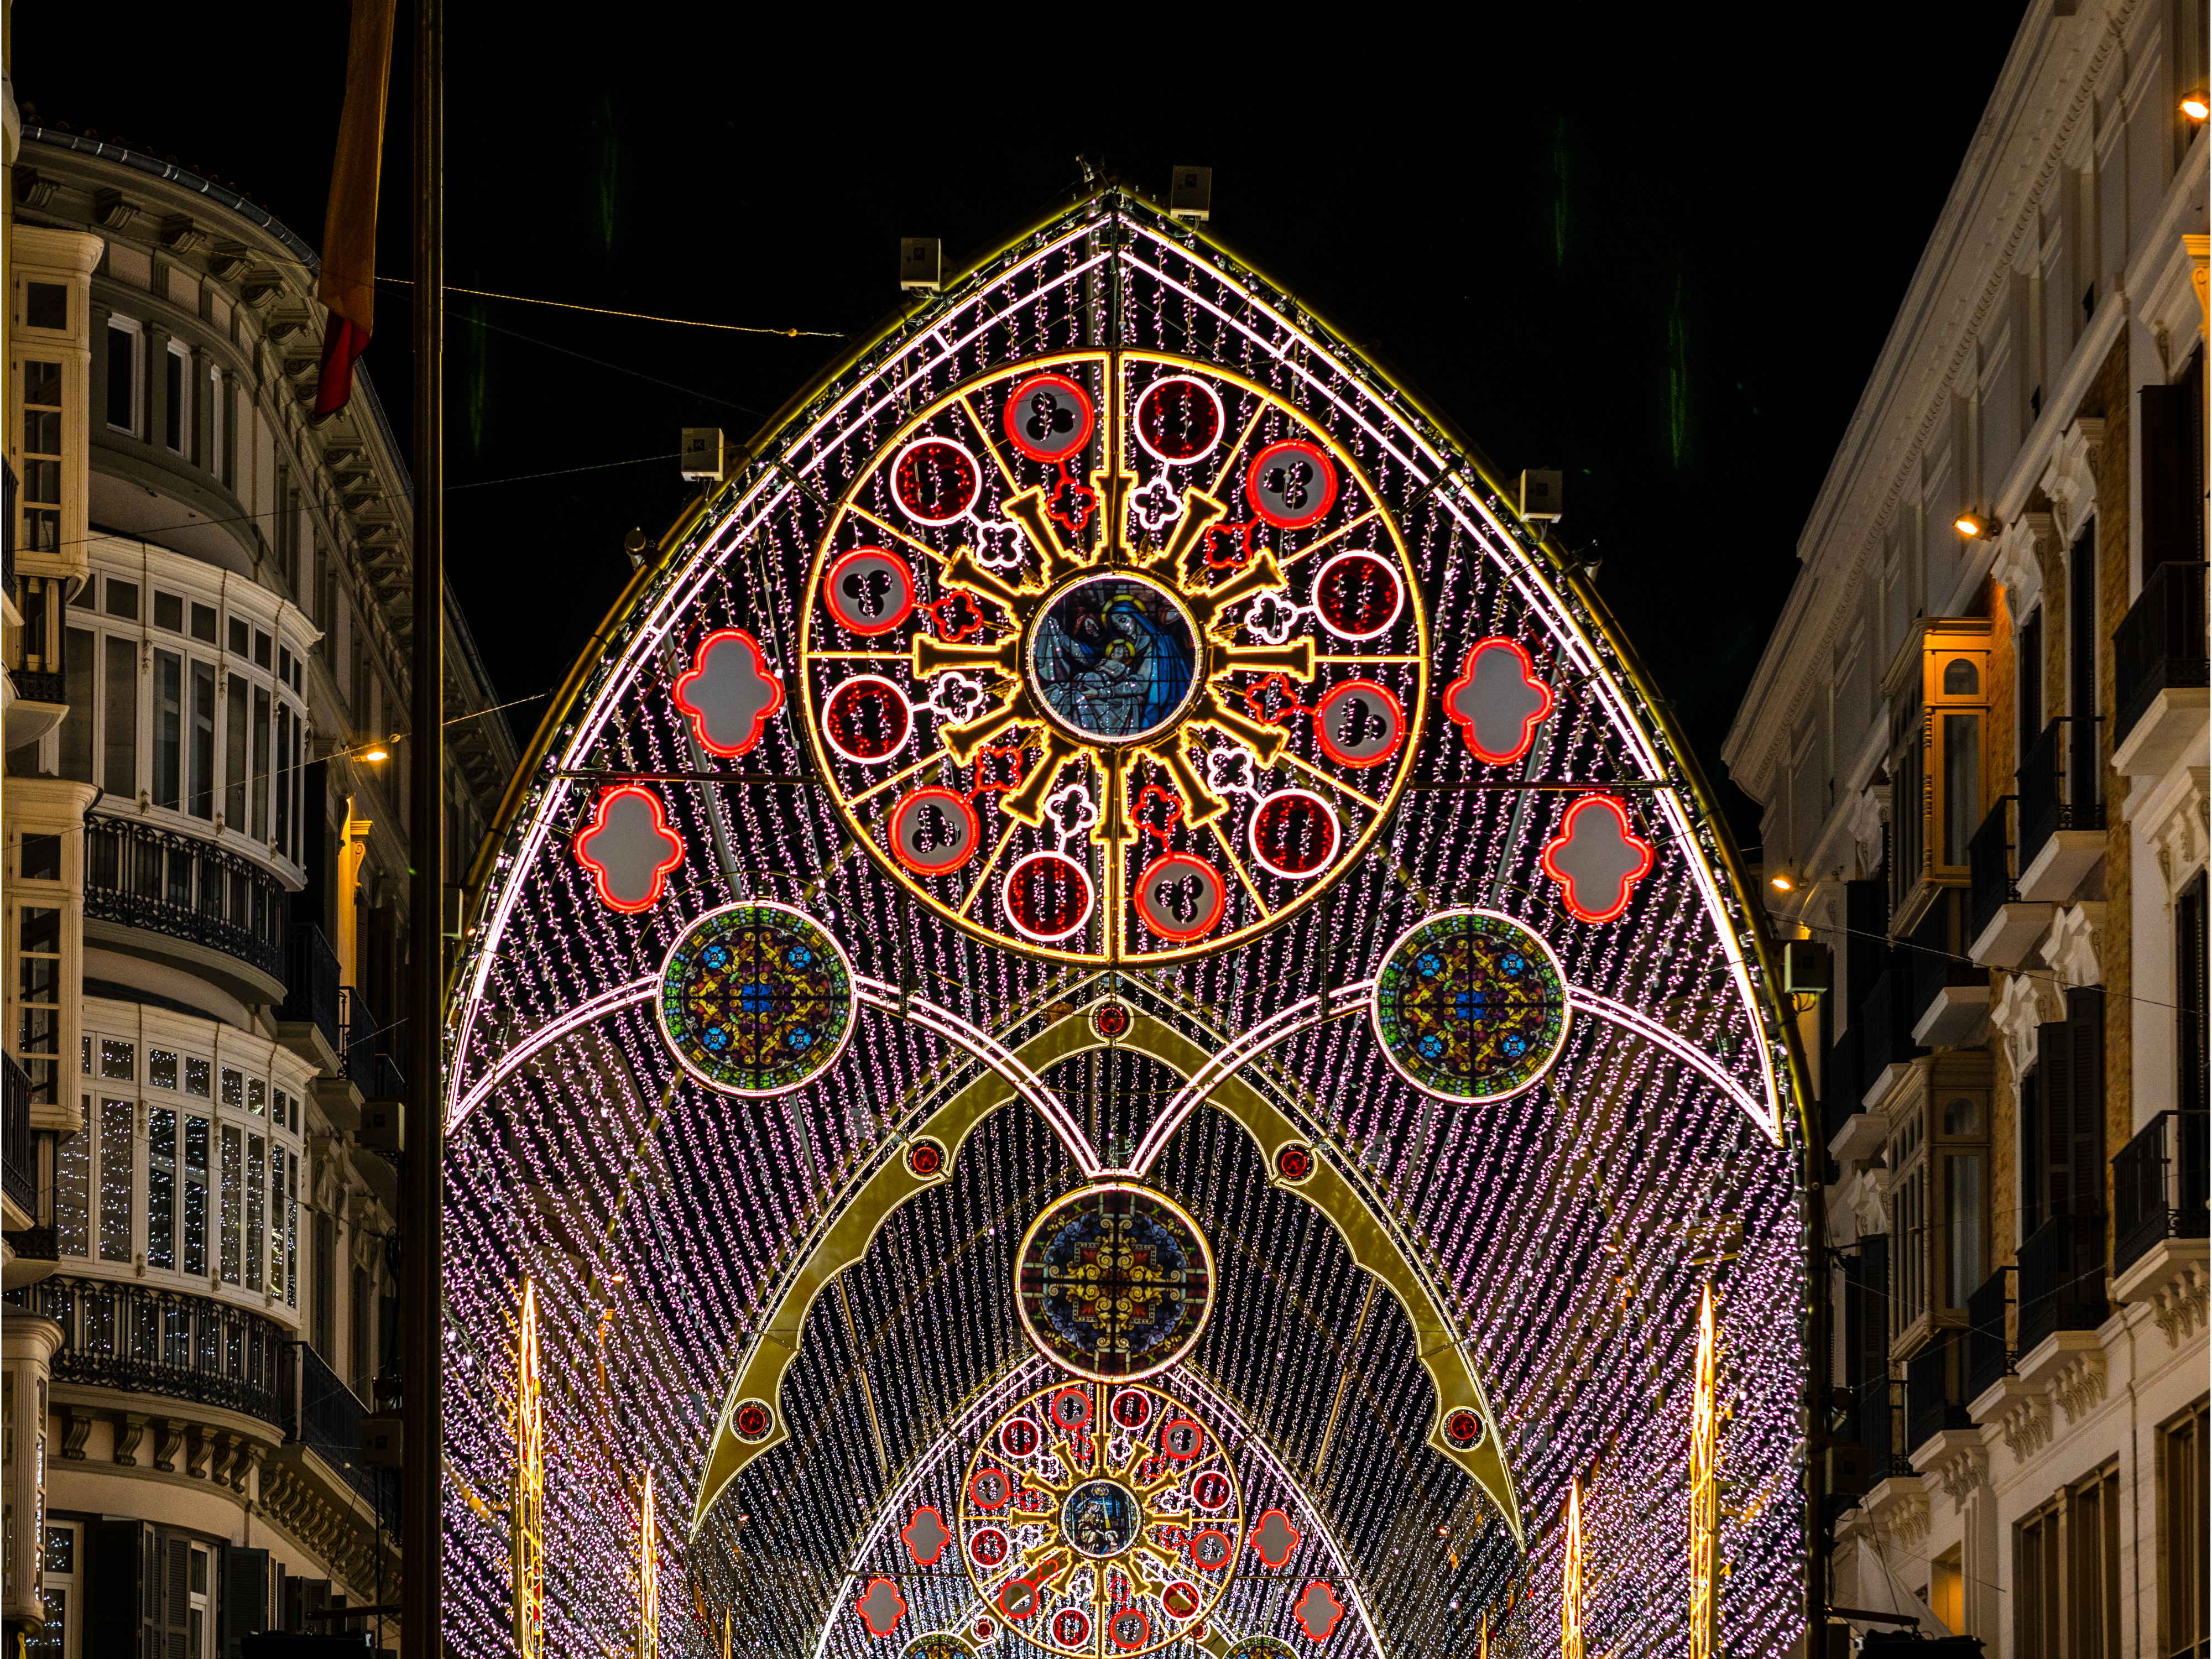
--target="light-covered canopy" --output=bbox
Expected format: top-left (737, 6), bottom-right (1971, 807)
top-left (441, 186), bottom-right (1808, 1659)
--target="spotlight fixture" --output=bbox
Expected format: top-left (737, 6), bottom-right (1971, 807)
top-left (362, 746), bottom-right (390, 763)
top-left (1954, 511), bottom-right (1987, 539)
top-left (1769, 873), bottom-right (1793, 893)
top-left (2182, 89), bottom-right (2209, 122)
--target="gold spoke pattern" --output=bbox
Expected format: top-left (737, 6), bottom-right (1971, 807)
top-left (796, 352), bottom-right (1429, 964)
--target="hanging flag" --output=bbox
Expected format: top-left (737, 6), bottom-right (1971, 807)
top-left (314, 0), bottom-right (399, 419)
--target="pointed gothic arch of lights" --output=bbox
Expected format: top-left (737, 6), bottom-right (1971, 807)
top-left (441, 186), bottom-right (1810, 1659)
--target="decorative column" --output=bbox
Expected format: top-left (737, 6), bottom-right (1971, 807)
top-left (2, 1314), bottom-right (65, 1638)
top-left (513, 1280), bottom-right (543, 1659)
top-left (1688, 1285), bottom-right (1719, 1657)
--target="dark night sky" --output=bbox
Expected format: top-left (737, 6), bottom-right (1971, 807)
top-left (19, 3), bottom-right (2028, 841)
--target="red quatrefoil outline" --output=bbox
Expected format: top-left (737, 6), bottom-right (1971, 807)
top-left (1540, 793), bottom-right (1656, 925)
top-left (573, 785), bottom-right (686, 914)
top-left (1443, 636), bottom-right (1554, 765)
top-left (900, 1505), bottom-right (950, 1567)
top-left (855, 1577), bottom-right (907, 1639)
top-left (673, 627), bottom-right (784, 758)
top-left (1293, 1580), bottom-right (1346, 1642)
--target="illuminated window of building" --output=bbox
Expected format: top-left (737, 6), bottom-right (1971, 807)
top-left (16, 904), bottom-right (63, 1109)
top-left (1884, 617), bottom-right (1991, 932)
top-left (2163, 1397), bottom-right (2210, 1657)
top-left (33, 1520), bottom-right (80, 1659)
top-left (21, 358), bottom-right (62, 552)
top-left (1888, 1065), bottom-right (1991, 1351)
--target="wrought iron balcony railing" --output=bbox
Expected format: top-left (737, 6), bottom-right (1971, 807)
top-left (2016, 1212), bottom-right (2109, 1354)
top-left (2112, 1111), bottom-right (2210, 1275)
top-left (1854, 1371), bottom-right (1908, 1483)
top-left (7, 667), bottom-right (64, 703)
top-left (1905, 1328), bottom-right (1974, 1452)
top-left (3, 1053), bottom-right (35, 1218)
top-left (84, 814), bottom-right (288, 983)
top-left (276, 924), bottom-right (343, 1060)
top-left (3, 1274), bottom-right (288, 1426)
top-left (1856, 969), bottom-right (1924, 1086)
top-left (1966, 796), bottom-right (2016, 943)
top-left (2017, 716), bottom-right (2104, 858)
top-left (2112, 561), bottom-right (2208, 748)
top-left (340, 984), bottom-right (403, 1098)
top-left (1965, 1265), bottom-right (2013, 1402)
top-left (284, 1341), bottom-right (399, 1526)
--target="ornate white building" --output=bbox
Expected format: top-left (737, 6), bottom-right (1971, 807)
top-left (2, 112), bottom-right (515, 1653)
top-left (1724, 3), bottom-right (2206, 1652)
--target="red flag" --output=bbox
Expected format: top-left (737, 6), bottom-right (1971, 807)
top-left (314, 0), bottom-right (398, 419)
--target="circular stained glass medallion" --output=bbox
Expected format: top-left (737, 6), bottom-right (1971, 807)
top-left (656, 902), bottom-right (857, 1095)
top-left (903, 1636), bottom-right (975, 1659)
top-left (1015, 1183), bottom-right (1213, 1381)
top-left (1025, 570), bottom-right (1202, 745)
top-left (1370, 907), bottom-right (1568, 1103)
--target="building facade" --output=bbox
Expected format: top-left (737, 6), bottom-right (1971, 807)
top-left (1723, 3), bottom-right (2207, 1653)
top-left (2, 118), bottom-right (515, 1654)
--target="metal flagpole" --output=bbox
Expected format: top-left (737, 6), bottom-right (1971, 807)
top-left (403, 0), bottom-right (446, 1646)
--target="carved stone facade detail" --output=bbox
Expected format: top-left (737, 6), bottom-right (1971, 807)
top-left (1933, 1442), bottom-right (1986, 1508)
top-left (1874, 1484), bottom-right (1932, 1550)
top-left (2150, 1258), bottom-right (2210, 1348)
top-left (2037, 418), bottom-right (2105, 544)
top-left (1992, 969), bottom-right (2062, 1079)
top-left (258, 1463), bottom-right (397, 1605)
top-left (1846, 787), bottom-right (1887, 881)
top-left (1995, 1392), bottom-right (2052, 1463)
top-left (2040, 902), bottom-right (2105, 991)
top-left (112, 1410), bottom-right (147, 1467)
top-left (2150, 768), bottom-right (2210, 899)
top-left (2050, 1349), bottom-right (2109, 1425)
top-left (57, 1404), bottom-right (91, 1461)
top-left (1991, 512), bottom-right (2054, 613)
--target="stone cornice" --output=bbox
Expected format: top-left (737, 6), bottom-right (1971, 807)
top-left (1724, 1), bottom-right (2132, 789)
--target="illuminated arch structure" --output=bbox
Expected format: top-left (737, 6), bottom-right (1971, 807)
top-left (441, 186), bottom-right (1809, 1657)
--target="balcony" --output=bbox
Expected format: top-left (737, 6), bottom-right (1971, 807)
top-left (3, 1053), bottom-right (34, 1222)
top-left (283, 1341), bottom-right (399, 1526)
top-left (1905, 1329), bottom-right (1973, 1453)
top-left (2015, 716), bottom-right (2104, 901)
top-left (1822, 1024), bottom-right (1865, 1151)
top-left (2111, 561), bottom-right (2208, 774)
top-left (1907, 904), bottom-right (1987, 1048)
top-left (2016, 1212), bottom-right (2109, 1355)
top-left (1856, 1371), bottom-right (1908, 1484)
top-left (1966, 796), bottom-right (2054, 968)
top-left (341, 984), bottom-right (404, 1100)
top-left (84, 813), bottom-right (289, 1000)
top-left (3, 1274), bottom-right (289, 1426)
top-left (1855, 969), bottom-right (1925, 1105)
top-left (1964, 1266), bottom-right (2013, 1401)
top-left (2112, 1111), bottom-right (2209, 1275)
top-left (275, 924), bottom-right (344, 1072)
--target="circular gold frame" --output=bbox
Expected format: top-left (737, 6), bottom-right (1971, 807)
top-left (797, 351), bottom-right (1430, 964)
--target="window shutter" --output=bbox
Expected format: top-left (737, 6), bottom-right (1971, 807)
top-left (160, 1531), bottom-right (191, 1659)
top-left (2038, 1016), bottom-right (2073, 1224)
top-left (2180, 875), bottom-right (2209, 1115)
top-left (1859, 1235), bottom-right (1890, 1385)
top-left (2065, 986), bottom-right (2105, 1218)
top-left (84, 1519), bottom-right (153, 1657)
top-left (221, 1545), bottom-right (270, 1648)
top-left (2140, 383), bottom-right (2184, 568)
